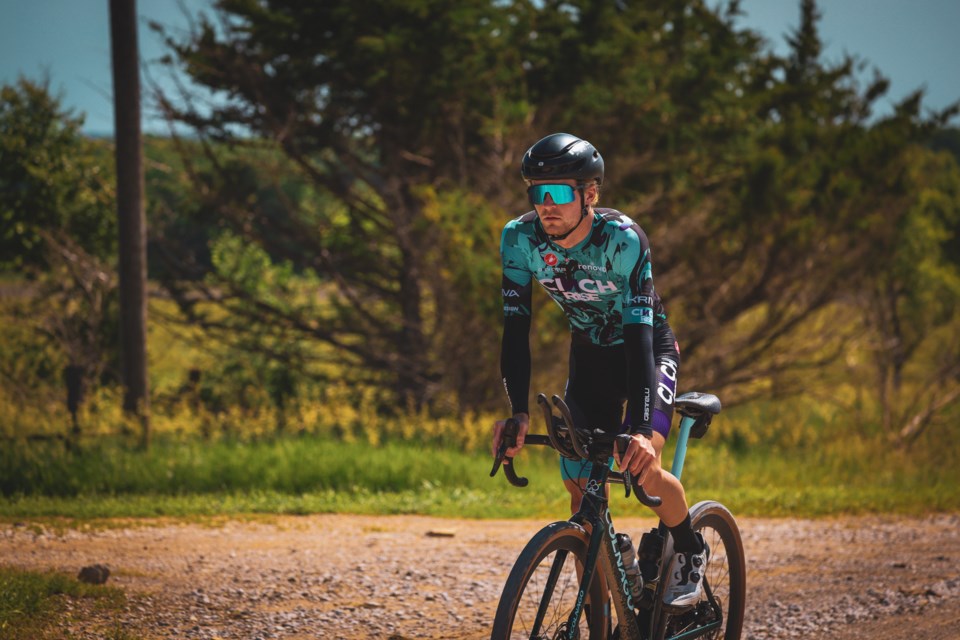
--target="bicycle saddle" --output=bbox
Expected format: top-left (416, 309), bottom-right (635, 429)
top-left (675, 392), bottom-right (722, 417)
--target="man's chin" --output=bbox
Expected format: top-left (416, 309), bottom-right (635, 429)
top-left (540, 220), bottom-right (567, 234)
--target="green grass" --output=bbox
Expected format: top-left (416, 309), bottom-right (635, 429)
top-left (0, 566), bottom-right (126, 639)
top-left (1, 432), bottom-right (958, 521)
top-left (1, 436), bottom-right (549, 497)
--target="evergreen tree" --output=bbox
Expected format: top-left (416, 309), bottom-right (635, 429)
top-left (0, 78), bottom-right (116, 269)
top-left (150, 0), bottom-right (959, 417)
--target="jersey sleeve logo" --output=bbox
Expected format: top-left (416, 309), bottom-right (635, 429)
top-left (628, 307), bottom-right (654, 325)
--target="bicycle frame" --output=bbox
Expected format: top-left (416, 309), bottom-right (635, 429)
top-left (558, 412), bottom-right (716, 640)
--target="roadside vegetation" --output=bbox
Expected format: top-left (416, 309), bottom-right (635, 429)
top-left (2, 432), bottom-right (958, 521)
top-left (2, 386), bottom-right (957, 521)
top-left (0, 566), bottom-right (127, 640)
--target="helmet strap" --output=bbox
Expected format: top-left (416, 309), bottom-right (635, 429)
top-left (546, 188), bottom-right (590, 242)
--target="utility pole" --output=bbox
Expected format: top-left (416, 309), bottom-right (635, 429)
top-left (109, 0), bottom-right (150, 447)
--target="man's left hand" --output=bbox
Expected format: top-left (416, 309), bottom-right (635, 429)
top-left (614, 432), bottom-right (657, 484)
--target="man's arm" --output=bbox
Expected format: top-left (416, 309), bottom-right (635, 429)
top-left (621, 226), bottom-right (657, 434)
top-left (501, 313), bottom-right (531, 415)
top-left (624, 324), bottom-right (656, 433)
top-left (494, 223), bottom-right (534, 458)
top-left (499, 222), bottom-right (534, 415)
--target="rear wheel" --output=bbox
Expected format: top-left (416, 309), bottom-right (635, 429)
top-left (492, 521), bottom-right (609, 639)
top-left (656, 501), bottom-right (746, 640)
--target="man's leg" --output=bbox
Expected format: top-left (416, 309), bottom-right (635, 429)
top-left (564, 478), bottom-right (587, 515)
top-left (560, 458), bottom-right (610, 516)
top-left (559, 459), bottom-right (610, 618)
top-left (643, 433), bottom-right (708, 607)
top-left (642, 433), bottom-right (689, 527)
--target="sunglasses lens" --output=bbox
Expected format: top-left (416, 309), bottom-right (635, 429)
top-left (528, 184), bottom-right (577, 206)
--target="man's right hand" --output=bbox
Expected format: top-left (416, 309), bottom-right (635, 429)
top-left (492, 413), bottom-right (530, 458)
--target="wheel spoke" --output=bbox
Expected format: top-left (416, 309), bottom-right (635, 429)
top-left (533, 549), bottom-right (569, 636)
top-left (493, 524), bottom-right (599, 639)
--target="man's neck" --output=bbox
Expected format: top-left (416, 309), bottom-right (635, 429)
top-left (553, 209), bottom-right (594, 249)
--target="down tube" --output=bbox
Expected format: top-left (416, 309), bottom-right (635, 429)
top-left (669, 415), bottom-right (696, 481)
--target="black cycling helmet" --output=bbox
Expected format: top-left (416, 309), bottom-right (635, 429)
top-left (521, 133), bottom-right (604, 186)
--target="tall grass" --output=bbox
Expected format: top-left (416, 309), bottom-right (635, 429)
top-left (2, 422), bottom-right (957, 520)
top-left (0, 436), bottom-right (570, 519)
top-left (1, 436), bottom-right (507, 497)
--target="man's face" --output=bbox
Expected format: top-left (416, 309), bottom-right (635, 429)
top-left (530, 179), bottom-right (595, 237)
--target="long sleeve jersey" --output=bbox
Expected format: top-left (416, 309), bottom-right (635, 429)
top-left (499, 208), bottom-right (666, 433)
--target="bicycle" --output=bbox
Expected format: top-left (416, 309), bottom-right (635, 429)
top-left (489, 391), bottom-right (745, 639)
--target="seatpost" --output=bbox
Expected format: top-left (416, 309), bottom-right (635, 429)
top-left (669, 415), bottom-right (696, 481)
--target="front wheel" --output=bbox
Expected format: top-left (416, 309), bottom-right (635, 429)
top-left (492, 521), bottom-right (609, 639)
top-left (656, 501), bottom-right (746, 640)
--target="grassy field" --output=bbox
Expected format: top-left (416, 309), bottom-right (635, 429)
top-left (2, 425), bottom-right (957, 522)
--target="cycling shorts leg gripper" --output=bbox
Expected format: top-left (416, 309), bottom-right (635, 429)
top-left (560, 455), bottom-right (614, 481)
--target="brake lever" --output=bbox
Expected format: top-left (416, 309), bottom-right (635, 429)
top-left (489, 418), bottom-right (513, 478)
top-left (616, 435), bottom-right (634, 499)
top-left (615, 433), bottom-right (662, 508)
top-left (489, 418), bottom-right (529, 487)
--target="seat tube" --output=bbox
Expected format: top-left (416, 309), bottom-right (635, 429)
top-left (669, 415), bottom-right (696, 481)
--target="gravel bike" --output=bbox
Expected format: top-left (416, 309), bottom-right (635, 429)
top-left (489, 391), bottom-right (745, 639)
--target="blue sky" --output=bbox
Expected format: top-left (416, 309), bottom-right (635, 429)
top-left (1, 0), bottom-right (958, 136)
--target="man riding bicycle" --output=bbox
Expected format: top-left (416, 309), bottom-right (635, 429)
top-left (491, 132), bottom-right (706, 608)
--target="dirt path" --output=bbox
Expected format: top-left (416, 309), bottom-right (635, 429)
top-left (3, 513), bottom-right (959, 639)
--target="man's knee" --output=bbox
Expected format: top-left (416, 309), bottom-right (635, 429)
top-left (643, 463), bottom-right (671, 491)
top-left (563, 479), bottom-right (581, 512)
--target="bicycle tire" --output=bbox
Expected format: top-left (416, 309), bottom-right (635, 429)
top-left (492, 520), bottom-right (610, 639)
top-left (654, 500), bottom-right (746, 640)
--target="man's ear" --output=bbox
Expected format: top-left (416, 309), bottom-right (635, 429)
top-left (586, 184), bottom-right (599, 206)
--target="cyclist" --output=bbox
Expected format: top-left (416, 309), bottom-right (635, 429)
top-left (491, 132), bottom-right (706, 608)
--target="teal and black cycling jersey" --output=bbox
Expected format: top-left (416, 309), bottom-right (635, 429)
top-left (500, 208), bottom-right (666, 344)
top-left (499, 207), bottom-right (667, 433)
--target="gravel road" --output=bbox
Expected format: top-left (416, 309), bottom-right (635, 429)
top-left (3, 513), bottom-right (959, 639)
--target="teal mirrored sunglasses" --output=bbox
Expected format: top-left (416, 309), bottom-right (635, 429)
top-left (527, 183), bottom-right (579, 206)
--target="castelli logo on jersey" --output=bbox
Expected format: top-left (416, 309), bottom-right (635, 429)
top-left (544, 253), bottom-right (559, 266)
